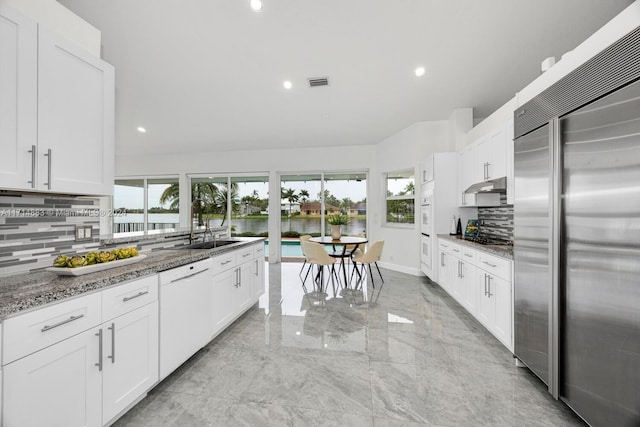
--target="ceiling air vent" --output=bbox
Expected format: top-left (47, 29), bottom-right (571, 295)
top-left (308, 77), bottom-right (329, 88)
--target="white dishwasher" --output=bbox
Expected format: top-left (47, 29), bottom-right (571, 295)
top-left (158, 258), bottom-right (213, 380)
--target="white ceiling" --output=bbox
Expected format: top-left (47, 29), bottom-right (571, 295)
top-left (59, 0), bottom-right (634, 156)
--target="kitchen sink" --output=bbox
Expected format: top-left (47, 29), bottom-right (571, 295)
top-left (174, 240), bottom-right (241, 250)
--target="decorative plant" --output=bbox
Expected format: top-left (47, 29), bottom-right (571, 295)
top-left (326, 213), bottom-right (350, 226)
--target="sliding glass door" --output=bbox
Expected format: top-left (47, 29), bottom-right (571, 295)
top-left (279, 172), bottom-right (367, 260)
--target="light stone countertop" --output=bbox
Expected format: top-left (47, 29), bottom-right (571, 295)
top-left (0, 237), bottom-right (265, 319)
top-left (437, 234), bottom-right (513, 260)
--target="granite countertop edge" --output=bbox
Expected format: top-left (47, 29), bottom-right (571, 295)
top-left (0, 237), bottom-right (265, 320)
top-left (437, 234), bottom-right (514, 260)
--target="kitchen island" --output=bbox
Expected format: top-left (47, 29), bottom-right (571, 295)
top-left (0, 236), bottom-right (266, 427)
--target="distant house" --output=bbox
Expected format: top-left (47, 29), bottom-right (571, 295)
top-left (348, 203), bottom-right (366, 216)
top-left (300, 202), bottom-right (340, 216)
top-left (280, 199), bottom-right (301, 215)
top-left (241, 203), bottom-right (262, 215)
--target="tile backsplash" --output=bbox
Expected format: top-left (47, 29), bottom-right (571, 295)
top-left (477, 200), bottom-right (513, 243)
top-left (0, 193), bottom-right (191, 277)
top-left (0, 194), bottom-right (102, 276)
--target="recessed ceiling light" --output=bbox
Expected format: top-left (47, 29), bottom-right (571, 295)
top-left (137, 127), bottom-right (147, 133)
top-left (250, 0), bottom-right (262, 12)
top-left (283, 80), bottom-right (292, 90)
top-left (415, 67), bottom-right (426, 77)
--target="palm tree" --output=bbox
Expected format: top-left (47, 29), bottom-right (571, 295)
top-left (191, 182), bottom-right (218, 226)
top-left (299, 189), bottom-right (310, 205)
top-left (159, 184), bottom-right (180, 211)
top-left (214, 184), bottom-right (239, 226)
top-left (281, 188), bottom-right (298, 217)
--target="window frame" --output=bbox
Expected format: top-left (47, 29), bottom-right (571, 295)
top-left (113, 175), bottom-right (180, 235)
top-left (383, 168), bottom-right (416, 228)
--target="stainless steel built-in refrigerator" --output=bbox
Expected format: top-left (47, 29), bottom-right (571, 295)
top-left (514, 25), bottom-right (640, 427)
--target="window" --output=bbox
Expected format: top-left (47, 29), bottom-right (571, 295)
top-left (385, 170), bottom-right (415, 225)
top-left (113, 177), bottom-right (179, 233)
top-left (190, 175), bottom-right (269, 238)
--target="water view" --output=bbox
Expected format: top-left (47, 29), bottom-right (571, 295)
top-left (115, 214), bottom-right (367, 236)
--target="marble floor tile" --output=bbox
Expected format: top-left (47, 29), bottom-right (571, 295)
top-left (113, 262), bottom-right (587, 427)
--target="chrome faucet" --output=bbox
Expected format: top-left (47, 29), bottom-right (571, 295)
top-left (203, 223), bottom-right (213, 242)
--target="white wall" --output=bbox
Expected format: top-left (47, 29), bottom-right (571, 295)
top-left (3, 0), bottom-right (101, 56)
top-left (372, 120), bottom-right (451, 275)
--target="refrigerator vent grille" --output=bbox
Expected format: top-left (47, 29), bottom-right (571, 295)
top-left (515, 25), bottom-right (640, 138)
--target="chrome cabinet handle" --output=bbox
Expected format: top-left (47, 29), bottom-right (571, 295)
top-left (95, 329), bottom-right (103, 371)
top-left (170, 268), bottom-right (209, 283)
top-left (41, 314), bottom-right (85, 332)
top-left (44, 149), bottom-right (52, 189)
top-left (28, 145), bottom-right (36, 188)
top-left (486, 162), bottom-right (491, 179)
top-left (487, 275), bottom-right (493, 298)
top-left (464, 253), bottom-right (473, 258)
top-left (221, 260), bottom-right (232, 265)
top-left (242, 253), bottom-right (251, 258)
top-left (461, 192), bottom-right (465, 205)
top-left (460, 261), bottom-right (464, 279)
top-left (108, 323), bottom-right (115, 363)
top-left (484, 274), bottom-right (488, 296)
top-left (483, 261), bottom-right (497, 268)
top-left (440, 253), bottom-right (445, 266)
top-left (255, 259), bottom-right (259, 275)
top-left (123, 290), bottom-right (149, 302)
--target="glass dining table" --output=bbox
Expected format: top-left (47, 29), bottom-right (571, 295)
top-left (308, 236), bottom-right (368, 288)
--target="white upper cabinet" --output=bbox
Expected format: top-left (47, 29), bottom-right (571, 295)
top-left (38, 27), bottom-right (114, 195)
top-left (475, 127), bottom-right (507, 182)
top-left (0, 6), bottom-right (37, 190)
top-left (0, 5), bottom-right (114, 196)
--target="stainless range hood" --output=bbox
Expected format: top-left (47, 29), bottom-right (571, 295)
top-left (464, 176), bottom-right (507, 193)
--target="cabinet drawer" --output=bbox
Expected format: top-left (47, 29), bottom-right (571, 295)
top-left (477, 252), bottom-right (512, 280)
top-left (450, 244), bottom-right (462, 257)
top-left (438, 240), bottom-right (454, 254)
top-left (210, 251), bottom-right (236, 275)
top-left (102, 274), bottom-right (158, 321)
top-left (159, 258), bottom-right (211, 285)
top-left (3, 292), bottom-right (101, 365)
top-left (237, 246), bottom-right (254, 264)
top-left (253, 242), bottom-right (265, 258)
top-left (462, 247), bottom-right (477, 264)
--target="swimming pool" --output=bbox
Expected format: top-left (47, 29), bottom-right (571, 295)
top-left (264, 241), bottom-right (304, 257)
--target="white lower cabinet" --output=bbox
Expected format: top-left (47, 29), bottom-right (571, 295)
top-left (102, 303), bottom-right (158, 425)
top-left (4, 326), bottom-right (102, 427)
top-left (459, 253), bottom-right (478, 316)
top-left (477, 270), bottom-right (512, 348)
top-left (2, 274), bottom-right (159, 427)
top-left (437, 237), bottom-right (513, 352)
top-left (236, 246), bottom-right (255, 312)
top-left (252, 243), bottom-right (266, 300)
top-left (211, 242), bottom-right (265, 337)
top-left (212, 265), bottom-right (236, 336)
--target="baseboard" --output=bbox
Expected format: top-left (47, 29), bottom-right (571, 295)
top-left (376, 261), bottom-right (423, 276)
